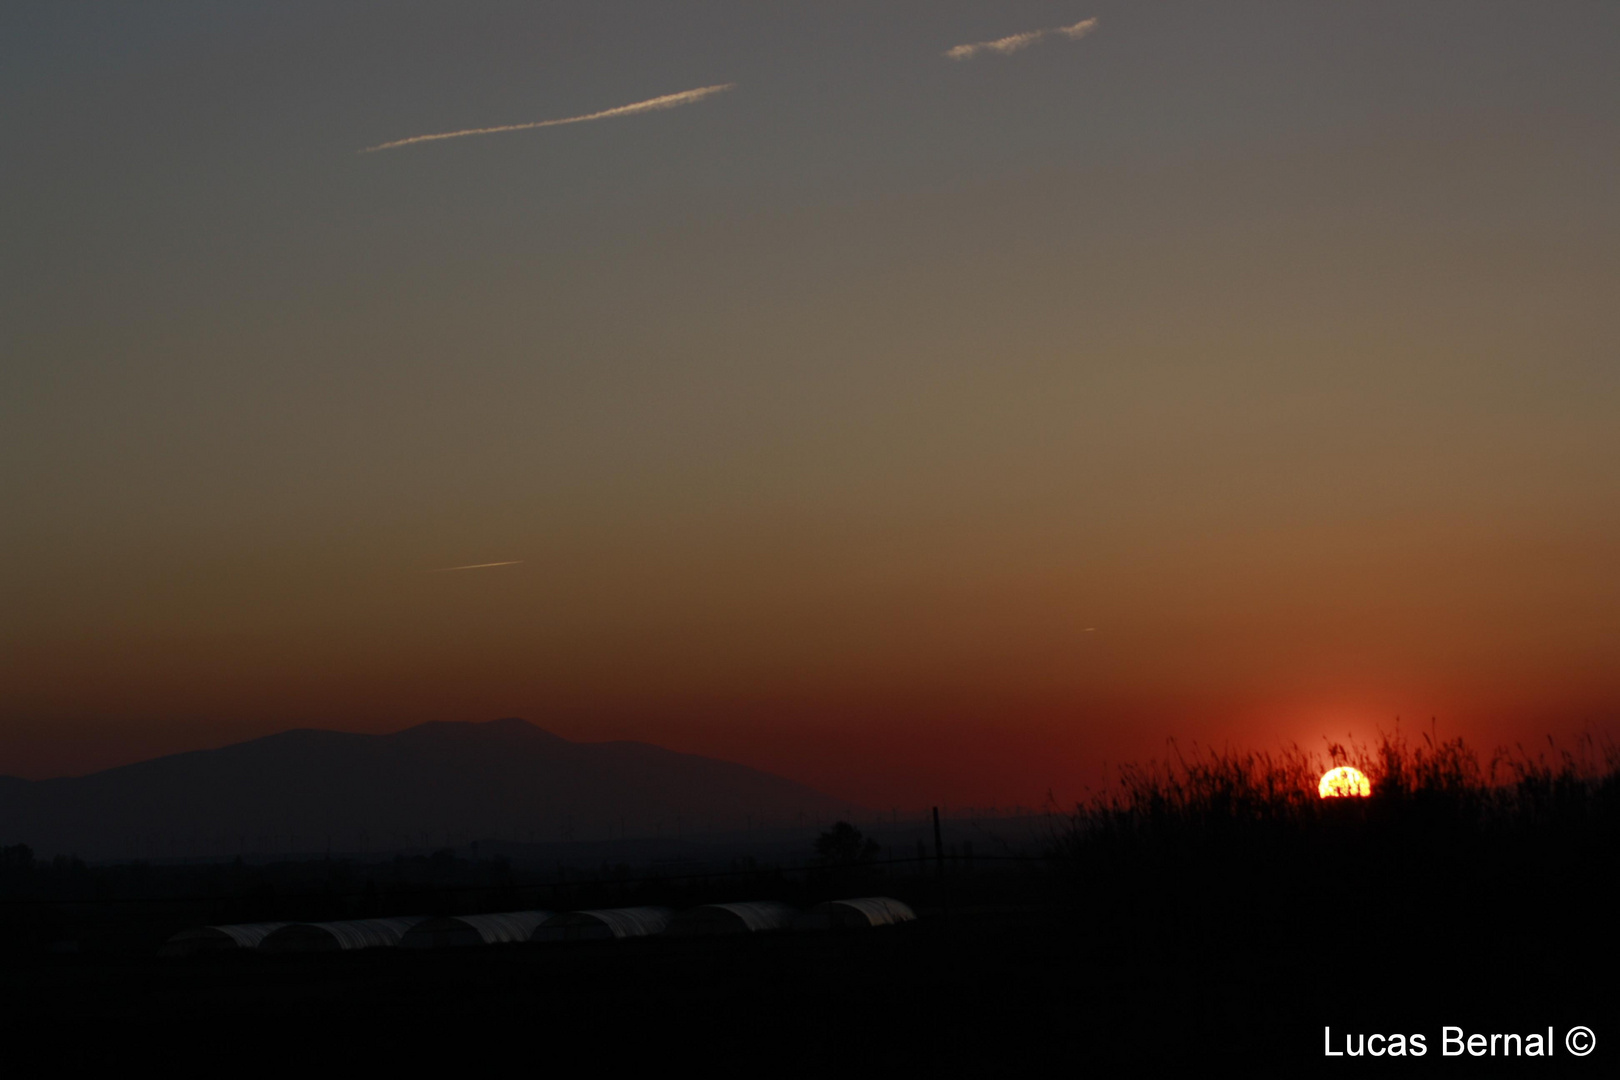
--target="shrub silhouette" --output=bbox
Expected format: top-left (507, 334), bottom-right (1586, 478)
top-left (813, 821), bottom-right (879, 866)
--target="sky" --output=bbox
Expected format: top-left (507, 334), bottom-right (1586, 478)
top-left (3, 1), bottom-right (1617, 809)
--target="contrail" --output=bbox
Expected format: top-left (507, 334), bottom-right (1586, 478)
top-left (429, 561), bottom-right (524, 572)
top-left (945, 17), bottom-right (1098, 60)
top-left (362, 83), bottom-right (736, 153)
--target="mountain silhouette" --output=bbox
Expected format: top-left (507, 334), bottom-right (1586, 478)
top-left (0, 718), bottom-right (853, 860)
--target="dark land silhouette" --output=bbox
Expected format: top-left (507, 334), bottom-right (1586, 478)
top-left (0, 717), bottom-right (854, 861)
top-left (1, 731), bottom-right (1614, 1072)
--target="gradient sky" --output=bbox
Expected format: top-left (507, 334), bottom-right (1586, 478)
top-left (3, 1), bottom-right (1617, 808)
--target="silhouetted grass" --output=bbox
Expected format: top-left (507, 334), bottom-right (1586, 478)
top-left (1061, 727), bottom-right (1619, 846)
top-left (1051, 726), bottom-right (1620, 981)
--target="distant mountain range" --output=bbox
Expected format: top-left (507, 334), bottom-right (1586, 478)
top-left (0, 718), bottom-right (855, 861)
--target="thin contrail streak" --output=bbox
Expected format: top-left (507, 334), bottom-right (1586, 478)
top-left (429, 561), bottom-right (524, 572)
top-left (362, 83), bottom-right (736, 153)
top-left (945, 17), bottom-right (1098, 60)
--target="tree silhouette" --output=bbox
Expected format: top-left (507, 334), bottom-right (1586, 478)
top-left (814, 822), bottom-right (879, 866)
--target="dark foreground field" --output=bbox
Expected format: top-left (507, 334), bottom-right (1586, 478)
top-left (3, 734), bottom-right (1614, 1073)
top-left (2, 889), bottom-right (1609, 1074)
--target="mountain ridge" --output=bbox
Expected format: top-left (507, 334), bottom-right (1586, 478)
top-left (0, 718), bottom-right (854, 860)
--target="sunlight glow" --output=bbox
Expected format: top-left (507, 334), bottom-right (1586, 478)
top-left (1318, 766), bottom-right (1371, 798)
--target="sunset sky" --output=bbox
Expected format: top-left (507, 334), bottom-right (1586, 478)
top-left (3, 1), bottom-right (1617, 808)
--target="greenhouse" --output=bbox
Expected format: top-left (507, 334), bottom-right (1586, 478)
top-left (665, 901), bottom-right (797, 936)
top-left (259, 916), bottom-right (425, 951)
top-left (795, 897), bottom-right (917, 931)
top-left (399, 911), bottom-right (553, 948)
top-left (160, 922), bottom-right (287, 956)
top-left (531, 906), bottom-right (674, 942)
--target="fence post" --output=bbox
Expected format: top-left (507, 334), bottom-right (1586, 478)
top-left (932, 807), bottom-right (945, 879)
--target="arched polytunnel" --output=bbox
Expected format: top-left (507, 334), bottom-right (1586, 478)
top-left (399, 911), bottom-right (554, 949)
top-left (795, 897), bottom-right (917, 931)
top-left (259, 916), bottom-right (425, 952)
top-left (666, 901), bottom-right (798, 936)
top-left (531, 906), bottom-right (674, 942)
top-left (160, 922), bottom-right (287, 956)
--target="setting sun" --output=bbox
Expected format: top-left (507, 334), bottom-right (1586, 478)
top-left (1318, 766), bottom-right (1371, 798)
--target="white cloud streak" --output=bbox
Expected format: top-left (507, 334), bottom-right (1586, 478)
top-left (429, 561), bottom-right (523, 572)
top-left (363, 83), bottom-right (736, 153)
top-left (945, 17), bottom-right (1099, 61)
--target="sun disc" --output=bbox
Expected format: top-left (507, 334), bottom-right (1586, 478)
top-left (1318, 766), bottom-right (1370, 798)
